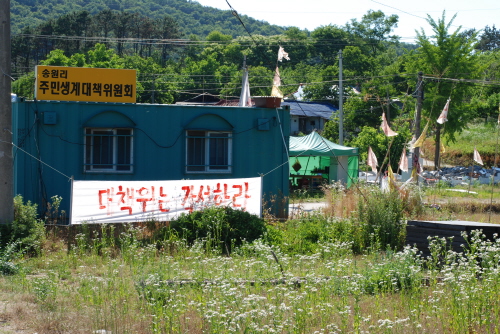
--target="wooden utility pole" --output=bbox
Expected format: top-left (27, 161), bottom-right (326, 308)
top-left (413, 72), bottom-right (424, 183)
top-left (0, 0), bottom-right (14, 223)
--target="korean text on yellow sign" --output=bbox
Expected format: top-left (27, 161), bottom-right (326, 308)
top-left (35, 66), bottom-right (136, 103)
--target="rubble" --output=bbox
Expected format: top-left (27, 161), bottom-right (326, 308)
top-left (421, 166), bottom-right (500, 186)
top-left (359, 166), bottom-right (500, 187)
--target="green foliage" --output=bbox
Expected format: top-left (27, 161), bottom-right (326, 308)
top-left (476, 25), bottom-right (500, 52)
top-left (267, 214), bottom-right (357, 254)
top-left (359, 247), bottom-right (423, 294)
top-left (12, 72), bottom-right (35, 99)
top-left (356, 187), bottom-right (407, 251)
top-left (0, 241), bottom-right (22, 275)
top-left (310, 25), bottom-right (350, 64)
top-left (268, 184), bottom-right (410, 255)
top-left (346, 10), bottom-right (399, 58)
top-left (10, 195), bottom-right (46, 256)
top-left (349, 123), bottom-right (412, 173)
top-left (11, 0), bottom-right (285, 38)
top-left (404, 12), bottom-right (479, 166)
top-left (206, 30), bottom-right (232, 42)
top-left (158, 206), bottom-right (266, 254)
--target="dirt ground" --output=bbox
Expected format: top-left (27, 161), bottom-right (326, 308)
top-left (0, 295), bottom-right (32, 334)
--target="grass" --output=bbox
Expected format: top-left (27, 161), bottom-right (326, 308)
top-left (423, 121), bottom-right (500, 167)
top-left (2, 231), bottom-right (500, 333)
top-left (420, 181), bottom-right (500, 223)
top-left (2, 183), bottom-right (500, 333)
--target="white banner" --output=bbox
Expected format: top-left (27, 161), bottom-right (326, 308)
top-left (71, 177), bottom-right (262, 224)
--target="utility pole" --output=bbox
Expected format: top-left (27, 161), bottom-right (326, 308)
top-left (0, 0), bottom-right (14, 223)
top-left (413, 72), bottom-right (424, 183)
top-left (338, 49), bottom-right (343, 145)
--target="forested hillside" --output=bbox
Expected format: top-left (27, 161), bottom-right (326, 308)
top-left (11, 0), bottom-right (285, 37)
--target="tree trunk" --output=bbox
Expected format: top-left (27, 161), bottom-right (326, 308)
top-left (434, 123), bottom-right (442, 170)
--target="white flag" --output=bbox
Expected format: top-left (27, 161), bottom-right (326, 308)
top-left (238, 69), bottom-right (252, 107)
top-left (473, 147), bottom-right (483, 165)
top-left (412, 121), bottom-right (429, 148)
top-left (271, 67), bottom-right (283, 98)
top-left (381, 112), bottom-right (398, 137)
top-left (399, 147), bottom-right (408, 172)
top-left (277, 46), bottom-right (290, 62)
top-left (367, 146), bottom-right (378, 173)
top-left (437, 98), bottom-right (450, 124)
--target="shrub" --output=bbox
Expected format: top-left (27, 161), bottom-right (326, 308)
top-left (157, 206), bottom-right (266, 254)
top-left (0, 241), bottom-right (21, 275)
top-left (9, 195), bottom-right (46, 255)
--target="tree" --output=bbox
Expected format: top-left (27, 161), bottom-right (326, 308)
top-left (477, 25), bottom-right (500, 51)
top-left (349, 124), bottom-right (412, 173)
top-left (310, 25), bottom-right (350, 64)
top-left (282, 27), bottom-right (311, 66)
top-left (206, 30), bottom-right (232, 42)
top-left (154, 15), bottom-right (183, 65)
top-left (346, 10), bottom-right (399, 57)
top-left (112, 11), bottom-right (133, 56)
top-left (406, 12), bottom-right (478, 169)
top-left (469, 50), bottom-right (500, 120)
top-left (92, 9), bottom-right (116, 48)
top-left (53, 11), bottom-right (92, 54)
top-left (85, 43), bottom-right (123, 68)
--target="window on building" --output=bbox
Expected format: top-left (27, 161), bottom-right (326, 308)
top-left (186, 130), bottom-right (232, 173)
top-left (84, 128), bottom-right (133, 172)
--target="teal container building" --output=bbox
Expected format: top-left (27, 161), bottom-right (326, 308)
top-left (12, 100), bottom-right (290, 222)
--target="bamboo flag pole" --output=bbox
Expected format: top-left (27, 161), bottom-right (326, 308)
top-left (375, 136), bottom-right (396, 183)
top-left (468, 161), bottom-right (474, 193)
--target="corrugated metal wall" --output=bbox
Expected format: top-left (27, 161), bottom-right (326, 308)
top-left (13, 101), bottom-right (290, 221)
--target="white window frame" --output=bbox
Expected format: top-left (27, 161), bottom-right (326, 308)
top-left (84, 128), bottom-right (134, 173)
top-left (186, 130), bottom-right (232, 173)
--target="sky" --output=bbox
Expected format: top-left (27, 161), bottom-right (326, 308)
top-left (195, 0), bottom-right (499, 42)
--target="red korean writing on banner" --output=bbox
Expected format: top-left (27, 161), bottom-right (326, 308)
top-left (96, 182), bottom-right (251, 216)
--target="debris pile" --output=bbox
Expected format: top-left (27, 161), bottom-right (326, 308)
top-left (360, 166), bottom-right (500, 186)
top-left (421, 166), bottom-right (500, 186)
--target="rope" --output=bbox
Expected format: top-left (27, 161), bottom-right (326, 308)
top-left (275, 108), bottom-right (290, 160)
top-left (3, 140), bottom-right (73, 181)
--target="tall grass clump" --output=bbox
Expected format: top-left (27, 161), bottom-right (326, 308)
top-left (156, 206), bottom-right (266, 254)
top-left (356, 186), bottom-right (407, 251)
top-left (268, 182), bottom-right (416, 255)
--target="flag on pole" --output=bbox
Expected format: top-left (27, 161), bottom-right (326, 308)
top-left (437, 98), bottom-right (451, 124)
top-left (381, 112), bottom-right (398, 137)
top-left (399, 147), bottom-right (408, 172)
top-left (277, 46), bottom-right (290, 62)
top-left (271, 67), bottom-right (284, 98)
top-left (440, 142), bottom-right (446, 154)
top-left (367, 146), bottom-right (378, 173)
top-left (411, 152), bottom-right (422, 181)
top-left (473, 147), bottom-right (483, 165)
top-left (387, 165), bottom-right (398, 192)
top-left (412, 121), bottom-right (429, 148)
top-left (238, 69), bottom-right (252, 107)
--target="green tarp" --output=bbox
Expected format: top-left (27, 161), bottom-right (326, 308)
top-left (289, 131), bottom-right (359, 187)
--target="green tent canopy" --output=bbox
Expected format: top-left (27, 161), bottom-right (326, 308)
top-left (289, 131), bottom-right (359, 187)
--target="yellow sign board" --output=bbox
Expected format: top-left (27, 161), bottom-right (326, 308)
top-left (35, 66), bottom-right (136, 103)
